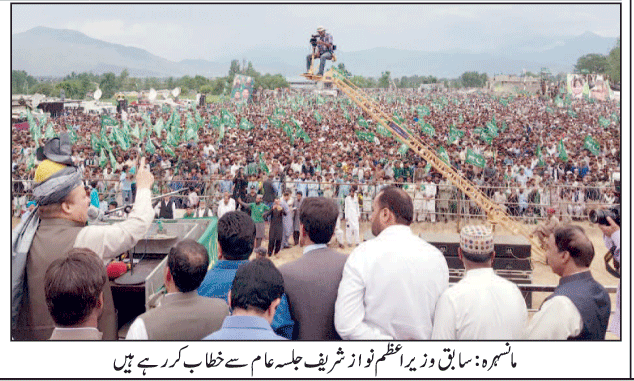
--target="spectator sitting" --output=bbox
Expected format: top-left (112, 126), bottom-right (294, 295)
top-left (125, 239), bottom-right (229, 340)
top-left (45, 248), bottom-right (107, 340)
top-left (197, 211), bottom-right (295, 339)
top-left (204, 258), bottom-right (287, 340)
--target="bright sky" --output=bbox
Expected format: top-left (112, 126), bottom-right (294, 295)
top-left (11, 3), bottom-right (621, 61)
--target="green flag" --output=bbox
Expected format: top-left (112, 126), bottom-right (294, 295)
top-left (218, 124), bottom-right (225, 142)
top-left (417, 105), bottom-right (431, 117)
top-left (536, 144), bottom-right (545, 166)
top-left (437, 146), bottom-right (450, 165)
top-left (210, 115), bottom-right (221, 128)
top-left (448, 125), bottom-right (464, 144)
top-left (145, 137), bottom-right (156, 155)
top-left (259, 153), bottom-right (270, 174)
top-left (376, 123), bottom-right (392, 137)
top-left (185, 128), bottom-right (198, 142)
top-left (113, 126), bottom-right (129, 151)
top-left (108, 149), bottom-right (117, 169)
top-left (164, 145), bottom-right (176, 157)
top-left (397, 143), bottom-right (409, 156)
top-left (99, 148), bottom-right (107, 168)
top-left (90, 133), bottom-right (101, 152)
top-left (546, 106), bottom-right (554, 114)
top-left (314, 111), bottom-right (322, 124)
top-left (154, 117), bottom-right (164, 136)
top-left (101, 114), bottom-right (118, 128)
top-left (358, 117), bottom-right (369, 129)
top-left (567, 109), bottom-right (577, 118)
top-left (355, 130), bottom-right (375, 142)
top-left (239, 118), bottom-right (255, 130)
top-left (598, 116), bottom-right (610, 128)
top-left (67, 125), bottom-right (78, 144)
top-left (458, 114), bottom-right (464, 124)
top-left (44, 123), bottom-right (55, 139)
top-left (26, 150), bottom-right (37, 171)
top-left (343, 109), bottom-right (351, 122)
top-left (611, 113), bottom-right (619, 122)
top-left (221, 109), bottom-right (235, 128)
top-left (584, 135), bottom-right (601, 156)
top-left (131, 123), bottom-right (140, 140)
top-left (558, 139), bottom-right (568, 162)
top-left (419, 121), bottom-right (435, 137)
top-left (466, 148), bottom-right (486, 168)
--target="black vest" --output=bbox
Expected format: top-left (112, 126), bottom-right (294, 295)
top-left (544, 271), bottom-right (610, 340)
top-left (159, 199), bottom-right (174, 219)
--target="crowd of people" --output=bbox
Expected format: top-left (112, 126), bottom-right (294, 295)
top-left (11, 84), bottom-right (620, 341)
top-left (12, 87), bottom-right (620, 230)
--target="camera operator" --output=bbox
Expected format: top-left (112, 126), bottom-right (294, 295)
top-left (595, 210), bottom-right (620, 339)
top-left (305, 26), bottom-right (334, 76)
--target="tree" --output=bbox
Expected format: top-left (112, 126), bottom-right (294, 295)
top-left (12, 70), bottom-right (38, 94)
top-left (460, 71), bottom-right (487, 88)
top-left (336, 63), bottom-right (351, 76)
top-left (574, 53), bottom-right (608, 74)
top-left (607, 38), bottom-right (620, 84)
top-left (227, 59), bottom-right (241, 84)
top-left (378, 71), bottom-right (391, 88)
top-left (116, 69), bottom-right (129, 90)
top-left (99, 72), bottom-right (117, 99)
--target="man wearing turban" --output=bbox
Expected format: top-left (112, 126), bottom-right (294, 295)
top-left (12, 133), bottom-right (155, 340)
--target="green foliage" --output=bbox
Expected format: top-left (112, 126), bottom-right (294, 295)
top-left (378, 71), bottom-right (391, 88)
top-left (574, 53), bottom-right (608, 74)
top-left (99, 72), bottom-right (117, 99)
top-left (12, 70), bottom-right (38, 94)
top-left (607, 39), bottom-right (620, 83)
top-left (459, 71), bottom-right (488, 88)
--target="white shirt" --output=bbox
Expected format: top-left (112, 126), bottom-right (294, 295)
top-left (216, 198), bottom-right (236, 219)
top-left (431, 268), bottom-right (528, 340)
top-left (525, 295), bottom-right (583, 340)
top-left (344, 194), bottom-right (360, 227)
top-left (75, 188), bottom-right (155, 259)
top-left (335, 225), bottom-right (449, 340)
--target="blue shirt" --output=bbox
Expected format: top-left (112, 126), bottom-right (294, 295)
top-left (204, 316), bottom-right (286, 340)
top-left (90, 188), bottom-right (100, 208)
top-left (197, 260), bottom-right (294, 339)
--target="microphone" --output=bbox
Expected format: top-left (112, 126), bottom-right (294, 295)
top-left (87, 206), bottom-right (101, 220)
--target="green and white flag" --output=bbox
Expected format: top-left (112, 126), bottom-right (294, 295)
top-left (458, 114), bottom-right (464, 124)
top-left (313, 111), bottom-right (322, 124)
top-left (437, 146), bottom-right (450, 165)
top-left (239, 118), bottom-right (255, 130)
top-left (420, 121), bottom-right (435, 137)
top-left (355, 130), bottom-right (375, 142)
top-left (567, 109), bottom-right (577, 118)
top-left (598, 116), bottom-right (610, 128)
top-left (154, 117), bottom-right (164, 136)
top-left (164, 145), bottom-right (176, 157)
top-left (108, 149), bottom-right (117, 169)
top-left (358, 116), bottom-right (369, 129)
top-left (536, 144), bottom-right (545, 166)
top-left (466, 148), bottom-right (486, 168)
top-left (218, 124), bottom-right (225, 142)
top-left (259, 153), bottom-right (270, 174)
top-left (343, 109), bottom-right (351, 122)
top-left (99, 148), bottom-right (107, 168)
top-left (376, 123), bottom-right (392, 137)
top-left (558, 139), bottom-right (568, 162)
top-left (90, 133), bottom-right (101, 152)
top-left (584, 135), bottom-right (601, 156)
top-left (185, 127), bottom-right (198, 142)
top-left (397, 143), bottom-right (409, 156)
top-left (66, 125), bottom-right (78, 144)
top-left (101, 114), bottom-right (118, 128)
top-left (145, 137), bottom-right (156, 155)
top-left (131, 123), bottom-right (140, 140)
top-left (417, 105), bottom-right (431, 117)
top-left (44, 123), bottom-right (56, 140)
top-left (448, 125), bottom-right (464, 144)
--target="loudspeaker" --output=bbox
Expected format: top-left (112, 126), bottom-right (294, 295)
top-left (444, 256), bottom-right (531, 271)
top-left (419, 233), bottom-right (531, 259)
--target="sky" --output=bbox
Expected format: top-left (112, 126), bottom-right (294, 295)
top-left (11, 3), bottom-right (621, 62)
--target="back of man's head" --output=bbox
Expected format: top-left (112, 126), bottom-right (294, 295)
top-left (167, 239), bottom-right (210, 292)
top-left (45, 248), bottom-right (107, 327)
top-left (300, 197), bottom-right (339, 244)
top-left (218, 211), bottom-right (255, 260)
top-left (230, 258), bottom-right (284, 313)
top-left (553, 225), bottom-right (595, 268)
top-left (376, 185), bottom-right (413, 225)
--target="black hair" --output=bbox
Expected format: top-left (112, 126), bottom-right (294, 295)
top-left (299, 197), bottom-right (339, 244)
top-left (167, 239), bottom-right (209, 292)
top-left (217, 211), bottom-right (255, 260)
top-left (45, 248), bottom-right (107, 326)
top-left (376, 185), bottom-right (413, 225)
top-left (230, 258), bottom-right (284, 312)
top-left (553, 225), bottom-right (595, 268)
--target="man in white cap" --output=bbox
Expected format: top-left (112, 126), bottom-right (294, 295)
top-left (431, 225), bottom-right (527, 340)
top-left (306, 26), bottom-right (334, 76)
top-left (12, 133), bottom-right (155, 340)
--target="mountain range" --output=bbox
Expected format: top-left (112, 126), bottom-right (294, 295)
top-left (12, 26), bottom-right (617, 79)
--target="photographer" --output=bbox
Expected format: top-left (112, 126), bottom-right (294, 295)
top-left (305, 26), bottom-right (334, 76)
top-left (595, 210), bottom-right (620, 338)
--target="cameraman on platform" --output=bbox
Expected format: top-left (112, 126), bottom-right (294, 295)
top-left (305, 26), bottom-right (333, 76)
